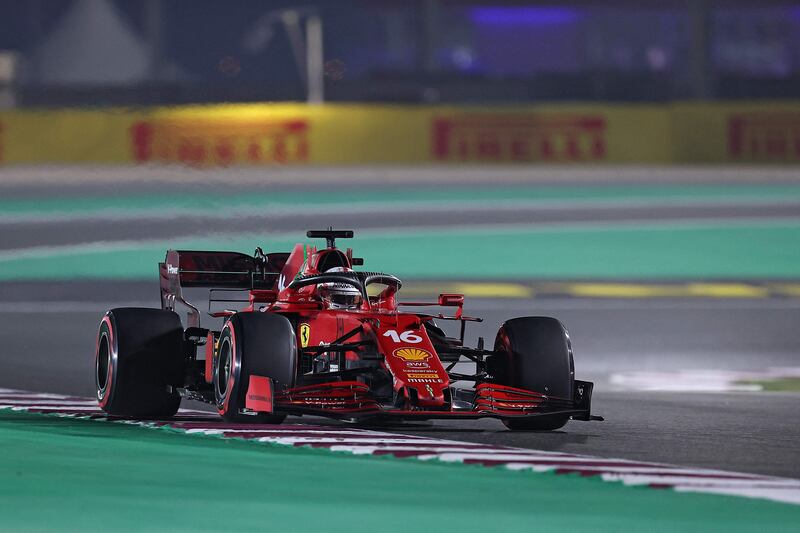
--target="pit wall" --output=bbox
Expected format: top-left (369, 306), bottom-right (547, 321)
top-left (1, 101), bottom-right (799, 165)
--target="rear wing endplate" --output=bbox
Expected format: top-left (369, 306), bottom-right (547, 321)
top-left (159, 249), bottom-right (283, 327)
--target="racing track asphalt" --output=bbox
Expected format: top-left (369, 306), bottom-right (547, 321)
top-left (1, 280), bottom-right (798, 479)
top-left (1, 166), bottom-right (798, 481)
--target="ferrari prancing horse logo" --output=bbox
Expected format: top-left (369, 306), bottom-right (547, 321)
top-left (299, 323), bottom-right (311, 348)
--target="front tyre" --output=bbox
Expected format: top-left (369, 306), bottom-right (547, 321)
top-left (95, 308), bottom-right (184, 418)
top-left (489, 317), bottom-right (575, 431)
top-left (214, 312), bottom-right (297, 424)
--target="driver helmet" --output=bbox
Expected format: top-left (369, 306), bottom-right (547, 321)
top-left (319, 267), bottom-right (362, 309)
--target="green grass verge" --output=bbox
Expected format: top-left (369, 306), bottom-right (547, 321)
top-left (0, 410), bottom-right (798, 532)
top-left (1, 221), bottom-right (799, 280)
top-left (3, 183), bottom-right (800, 217)
top-left (736, 378), bottom-right (800, 392)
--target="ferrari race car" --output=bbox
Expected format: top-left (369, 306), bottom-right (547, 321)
top-left (94, 229), bottom-right (601, 430)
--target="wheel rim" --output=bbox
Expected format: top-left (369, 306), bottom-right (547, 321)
top-left (215, 337), bottom-right (232, 401)
top-left (96, 332), bottom-right (110, 399)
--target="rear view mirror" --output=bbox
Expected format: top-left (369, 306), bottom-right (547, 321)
top-left (438, 293), bottom-right (464, 307)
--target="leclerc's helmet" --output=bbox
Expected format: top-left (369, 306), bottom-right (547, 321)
top-left (319, 267), bottom-right (362, 309)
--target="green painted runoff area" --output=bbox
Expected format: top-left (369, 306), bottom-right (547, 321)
top-left (1, 221), bottom-right (799, 280)
top-left (1, 410), bottom-right (797, 532)
top-left (2, 183), bottom-right (800, 217)
top-left (737, 378), bottom-right (800, 392)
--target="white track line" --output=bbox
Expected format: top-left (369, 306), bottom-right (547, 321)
top-left (610, 368), bottom-right (800, 393)
top-left (0, 392), bottom-right (82, 399)
top-left (1, 405), bottom-right (105, 414)
top-left (327, 445), bottom-right (542, 455)
top-left (184, 427), bottom-right (396, 436)
top-left (0, 399), bottom-right (100, 406)
top-left (416, 453), bottom-right (658, 464)
top-left (256, 436), bottom-right (459, 445)
top-left (2, 388), bottom-right (798, 506)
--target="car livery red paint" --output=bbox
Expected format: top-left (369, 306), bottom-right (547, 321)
top-left (94, 229), bottom-right (601, 430)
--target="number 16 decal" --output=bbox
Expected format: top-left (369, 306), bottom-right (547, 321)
top-left (382, 330), bottom-right (423, 344)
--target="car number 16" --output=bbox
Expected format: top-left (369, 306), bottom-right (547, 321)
top-left (382, 330), bottom-right (423, 344)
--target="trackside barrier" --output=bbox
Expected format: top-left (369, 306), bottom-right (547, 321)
top-left (0, 101), bottom-right (799, 165)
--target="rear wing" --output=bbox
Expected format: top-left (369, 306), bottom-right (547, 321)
top-left (160, 249), bottom-right (288, 327)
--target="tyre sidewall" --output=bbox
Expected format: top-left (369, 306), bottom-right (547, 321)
top-left (96, 315), bottom-right (118, 410)
top-left (492, 316), bottom-right (575, 431)
top-left (214, 317), bottom-right (243, 417)
top-left (494, 316), bottom-right (574, 399)
top-left (214, 312), bottom-right (297, 422)
top-left (95, 308), bottom-right (184, 417)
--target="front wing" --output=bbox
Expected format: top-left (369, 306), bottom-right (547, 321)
top-left (245, 377), bottom-right (601, 423)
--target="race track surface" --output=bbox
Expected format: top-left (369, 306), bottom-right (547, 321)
top-left (2, 281), bottom-right (798, 479)
top-left (1, 165), bottom-right (799, 482)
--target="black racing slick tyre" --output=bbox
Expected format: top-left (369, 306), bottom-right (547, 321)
top-left (489, 317), bottom-right (575, 431)
top-left (95, 308), bottom-right (185, 418)
top-left (214, 312), bottom-right (297, 424)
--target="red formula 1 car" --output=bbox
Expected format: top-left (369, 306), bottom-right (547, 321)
top-left (94, 230), bottom-right (600, 430)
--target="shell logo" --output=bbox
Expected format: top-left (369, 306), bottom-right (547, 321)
top-left (393, 347), bottom-right (432, 361)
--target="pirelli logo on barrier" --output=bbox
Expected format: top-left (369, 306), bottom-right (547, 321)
top-left (728, 113), bottom-right (800, 161)
top-left (432, 114), bottom-right (607, 162)
top-left (130, 118), bottom-right (309, 166)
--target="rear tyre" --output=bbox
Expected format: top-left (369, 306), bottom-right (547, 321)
top-left (488, 317), bottom-right (575, 431)
top-left (214, 312), bottom-right (297, 423)
top-left (95, 308), bottom-right (185, 418)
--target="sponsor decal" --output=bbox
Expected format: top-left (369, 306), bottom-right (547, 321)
top-left (167, 264), bottom-right (179, 275)
top-left (408, 378), bottom-right (444, 383)
top-left (432, 114), bottom-right (607, 162)
top-left (130, 118), bottom-right (309, 166)
top-left (405, 361), bottom-right (431, 369)
top-left (393, 347), bottom-right (432, 361)
top-left (406, 372), bottom-right (440, 379)
top-left (728, 113), bottom-right (800, 161)
top-left (299, 323), bottom-right (311, 348)
top-left (425, 384), bottom-right (435, 397)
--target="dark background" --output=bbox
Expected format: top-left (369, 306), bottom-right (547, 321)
top-left (1, 0), bottom-right (799, 107)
